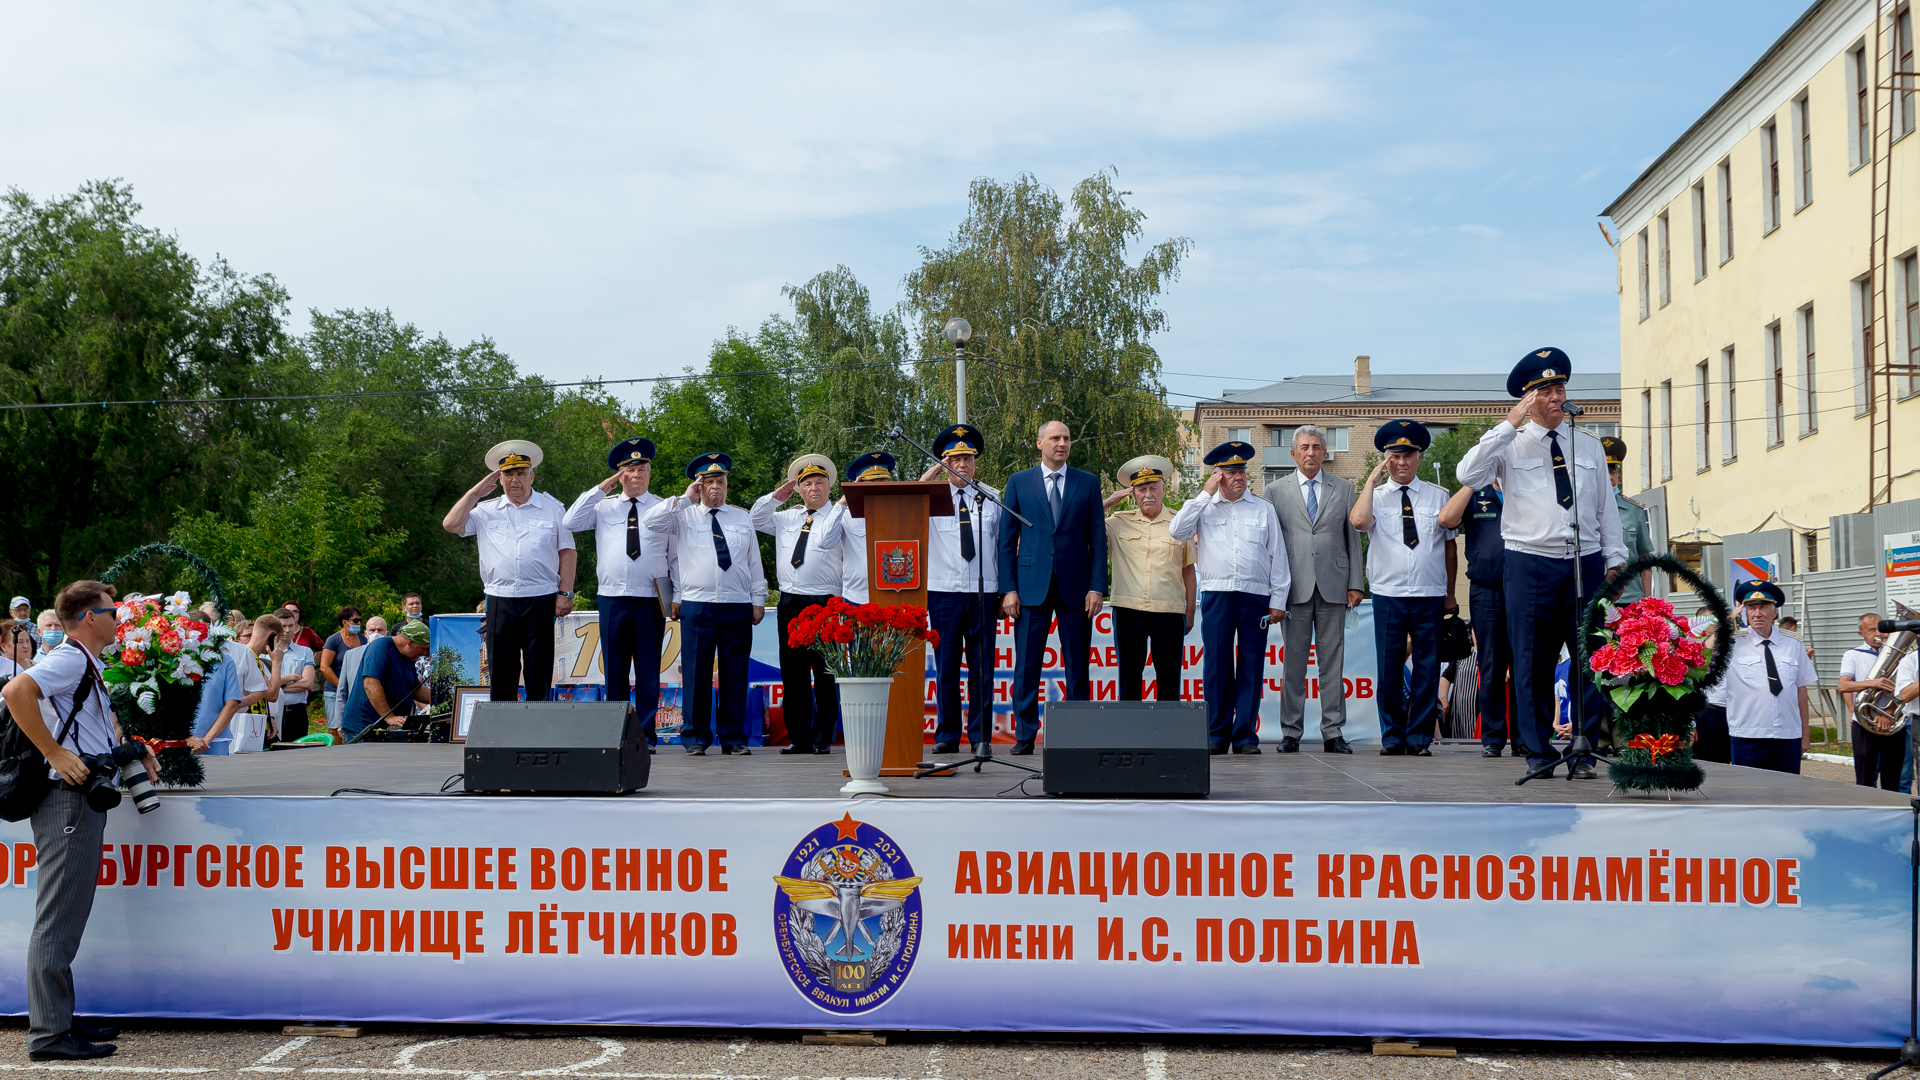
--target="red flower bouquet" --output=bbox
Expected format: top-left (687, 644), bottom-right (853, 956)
top-left (786, 597), bottom-right (939, 679)
top-left (1588, 594), bottom-right (1716, 792)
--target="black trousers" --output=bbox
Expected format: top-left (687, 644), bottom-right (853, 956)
top-left (777, 593), bottom-right (839, 750)
top-left (1694, 703), bottom-right (1731, 764)
top-left (276, 702), bottom-right (309, 742)
top-left (1854, 722), bottom-right (1906, 790)
top-left (486, 593), bottom-right (557, 702)
top-left (599, 595), bottom-right (665, 743)
top-left (1469, 583), bottom-right (1515, 748)
top-left (681, 600), bottom-right (752, 749)
top-left (1114, 606), bottom-right (1184, 702)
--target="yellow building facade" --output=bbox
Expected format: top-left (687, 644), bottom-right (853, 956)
top-left (1605, 0), bottom-right (1918, 565)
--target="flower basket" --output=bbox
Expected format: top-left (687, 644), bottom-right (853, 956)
top-left (100, 545), bottom-right (236, 789)
top-left (1584, 554), bottom-right (1734, 794)
top-left (787, 598), bottom-right (939, 794)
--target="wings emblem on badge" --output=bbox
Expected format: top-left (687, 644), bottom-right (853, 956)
top-left (774, 874), bottom-right (925, 960)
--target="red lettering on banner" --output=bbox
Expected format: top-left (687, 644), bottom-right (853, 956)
top-left (1098, 917), bottom-right (1124, 960)
top-left (954, 851), bottom-right (981, 893)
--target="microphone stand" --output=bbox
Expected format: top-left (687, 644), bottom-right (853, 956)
top-left (1516, 401), bottom-right (1611, 785)
top-left (877, 426), bottom-right (1040, 779)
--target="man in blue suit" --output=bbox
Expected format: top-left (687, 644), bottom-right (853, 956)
top-left (997, 420), bottom-right (1109, 755)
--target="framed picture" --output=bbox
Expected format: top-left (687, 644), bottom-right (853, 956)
top-left (452, 685), bottom-right (490, 742)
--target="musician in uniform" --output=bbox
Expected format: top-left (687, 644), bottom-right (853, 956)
top-left (1103, 454), bottom-right (1195, 704)
top-left (642, 452), bottom-right (766, 755)
top-left (838, 452), bottom-right (896, 606)
top-left (1723, 580), bottom-right (1814, 774)
top-left (1601, 437), bottom-right (1655, 603)
top-left (1171, 441), bottom-right (1288, 754)
top-left (1439, 480), bottom-right (1516, 756)
top-left (752, 455), bottom-right (847, 756)
top-left (918, 425), bottom-right (1002, 756)
top-left (442, 440), bottom-right (577, 703)
top-left (1457, 349), bottom-right (1625, 779)
top-left (1350, 420), bottom-right (1456, 756)
top-left (1839, 611), bottom-right (1905, 790)
top-left (563, 437), bottom-right (674, 749)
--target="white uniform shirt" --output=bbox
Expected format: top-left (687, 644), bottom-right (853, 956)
top-left (1840, 643), bottom-right (1881, 684)
top-left (750, 495), bottom-right (847, 597)
top-left (643, 496), bottom-right (767, 605)
top-left (1724, 628), bottom-right (1817, 739)
top-left (927, 481), bottom-right (1002, 594)
top-left (1362, 477), bottom-right (1455, 598)
top-left (842, 514), bottom-right (869, 604)
top-left (1169, 488), bottom-right (1291, 607)
top-left (24, 641), bottom-right (116, 777)
top-left (1897, 651), bottom-right (1920, 720)
top-left (563, 487), bottom-right (678, 599)
top-left (1456, 419), bottom-right (1626, 565)
top-left (462, 491), bottom-right (576, 597)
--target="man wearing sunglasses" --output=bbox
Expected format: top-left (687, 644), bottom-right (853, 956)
top-left (0, 581), bottom-right (159, 1061)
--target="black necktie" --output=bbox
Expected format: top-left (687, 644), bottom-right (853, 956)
top-left (958, 496), bottom-right (976, 562)
top-left (1546, 431), bottom-right (1574, 509)
top-left (1400, 487), bottom-right (1418, 549)
top-left (709, 509), bottom-right (732, 571)
top-left (1761, 638), bottom-right (1783, 696)
top-left (626, 498), bottom-right (641, 560)
top-left (791, 510), bottom-right (814, 568)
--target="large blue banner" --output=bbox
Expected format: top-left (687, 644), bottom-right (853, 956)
top-left (0, 797), bottom-right (1902, 1043)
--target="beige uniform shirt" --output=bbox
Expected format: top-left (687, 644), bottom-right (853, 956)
top-left (1106, 508), bottom-right (1196, 614)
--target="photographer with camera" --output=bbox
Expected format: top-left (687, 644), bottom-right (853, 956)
top-left (0, 581), bottom-right (158, 1060)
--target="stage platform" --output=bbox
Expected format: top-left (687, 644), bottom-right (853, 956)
top-left (183, 740), bottom-right (1909, 805)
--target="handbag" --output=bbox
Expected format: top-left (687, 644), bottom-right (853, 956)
top-left (1438, 614), bottom-right (1474, 664)
top-left (0, 648), bottom-right (93, 822)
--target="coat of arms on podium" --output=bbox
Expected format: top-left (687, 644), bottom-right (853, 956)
top-left (873, 540), bottom-right (920, 591)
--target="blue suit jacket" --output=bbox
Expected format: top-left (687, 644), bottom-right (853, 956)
top-left (996, 465), bottom-right (1109, 607)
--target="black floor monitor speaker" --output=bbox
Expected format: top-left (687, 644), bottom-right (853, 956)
top-left (1041, 701), bottom-right (1209, 797)
top-left (464, 702), bottom-right (649, 794)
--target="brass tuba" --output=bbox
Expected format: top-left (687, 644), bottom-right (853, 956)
top-left (1853, 602), bottom-right (1920, 736)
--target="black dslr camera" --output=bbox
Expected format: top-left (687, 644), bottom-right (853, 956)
top-left (74, 743), bottom-right (159, 815)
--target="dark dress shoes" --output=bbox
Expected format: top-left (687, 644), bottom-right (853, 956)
top-left (30, 1036), bottom-right (115, 1061)
top-left (70, 1021), bottom-right (118, 1042)
top-left (1527, 759), bottom-right (1556, 778)
top-left (684, 744), bottom-right (707, 756)
top-left (779, 745), bottom-right (812, 755)
top-left (1209, 745), bottom-right (1228, 756)
top-left (1323, 737), bottom-right (1353, 754)
top-left (813, 747), bottom-right (833, 755)
top-left (1379, 744), bottom-right (1405, 755)
top-left (1569, 761), bottom-right (1597, 780)
top-left (1409, 746), bottom-right (1432, 756)
top-left (932, 741), bottom-right (960, 755)
top-left (1481, 744), bottom-right (1503, 758)
top-left (1232, 744), bottom-right (1262, 754)
top-left (720, 745), bottom-right (751, 756)
top-left (1278, 736), bottom-right (1301, 753)
top-left (1010, 740), bottom-right (1035, 756)
top-left (970, 742), bottom-right (993, 757)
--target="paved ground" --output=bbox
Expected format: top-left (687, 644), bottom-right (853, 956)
top-left (0, 1025), bottom-right (1909, 1080)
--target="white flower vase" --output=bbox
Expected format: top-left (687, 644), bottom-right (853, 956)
top-left (837, 676), bottom-right (895, 795)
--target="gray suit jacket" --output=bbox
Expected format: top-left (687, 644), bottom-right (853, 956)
top-left (1266, 471), bottom-right (1366, 607)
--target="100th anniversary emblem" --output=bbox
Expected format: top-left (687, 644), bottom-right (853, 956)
top-left (773, 814), bottom-right (923, 1014)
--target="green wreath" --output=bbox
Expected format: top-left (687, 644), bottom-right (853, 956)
top-left (1581, 553), bottom-right (1734, 793)
top-left (100, 544), bottom-right (227, 787)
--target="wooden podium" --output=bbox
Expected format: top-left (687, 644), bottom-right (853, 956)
top-left (842, 480), bottom-right (954, 776)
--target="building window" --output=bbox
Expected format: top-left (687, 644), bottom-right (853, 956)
top-left (1637, 229), bottom-right (1651, 321)
top-left (1798, 304), bottom-right (1818, 435)
top-left (1185, 447), bottom-right (1199, 465)
top-left (1722, 346), bottom-right (1738, 462)
top-left (1767, 321), bottom-right (1786, 447)
top-left (1762, 120), bottom-right (1782, 234)
top-left (1227, 427), bottom-right (1250, 443)
top-left (1329, 427), bottom-right (1349, 452)
top-left (1640, 389), bottom-right (1654, 490)
top-left (1899, 7), bottom-right (1916, 139)
top-left (1902, 252), bottom-right (1920, 397)
top-left (1854, 44), bottom-right (1873, 169)
top-left (1692, 181), bottom-right (1709, 281)
top-left (1793, 93), bottom-right (1813, 209)
top-left (1695, 360), bottom-right (1711, 472)
top-left (1657, 212), bottom-right (1672, 307)
top-left (1857, 273), bottom-right (1877, 415)
top-left (1806, 532), bottom-right (1821, 574)
top-left (1659, 380), bottom-right (1674, 482)
top-left (1718, 158), bottom-right (1735, 263)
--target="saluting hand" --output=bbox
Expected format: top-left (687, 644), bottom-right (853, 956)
top-left (684, 479), bottom-right (702, 501)
top-left (1102, 489), bottom-right (1130, 511)
top-left (1202, 469), bottom-right (1222, 495)
top-left (1364, 460), bottom-right (1387, 488)
top-left (598, 472), bottom-right (622, 495)
top-left (773, 479), bottom-right (797, 502)
top-left (1506, 389), bottom-right (1537, 429)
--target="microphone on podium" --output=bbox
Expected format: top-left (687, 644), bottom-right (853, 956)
top-left (887, 425), bottom-right (905, 440)
top-left (1563, 402), bottom-right (1585, 416)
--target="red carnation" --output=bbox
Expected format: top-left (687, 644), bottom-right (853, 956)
top-left (1650, 651), bottom-right (1688, 685)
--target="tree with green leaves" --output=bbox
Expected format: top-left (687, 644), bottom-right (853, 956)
top-left (1423, 416), bottom-right (1502, 493)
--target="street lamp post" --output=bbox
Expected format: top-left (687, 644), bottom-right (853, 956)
top-left (944, 317), bottom-right (972, 423)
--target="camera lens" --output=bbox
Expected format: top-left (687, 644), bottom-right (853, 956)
top-left (119, 762), bottom-right (159, 815)
top-left (83, 771), bottom-right (122, 813)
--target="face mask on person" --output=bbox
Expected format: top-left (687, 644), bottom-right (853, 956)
top-left (348, 622), bottom-right (362, 635)
top-left (42, 629), bottom-right (64, 648)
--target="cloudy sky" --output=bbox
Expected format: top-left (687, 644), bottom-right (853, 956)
top-left (1, 1), bottom-right (1811, 406)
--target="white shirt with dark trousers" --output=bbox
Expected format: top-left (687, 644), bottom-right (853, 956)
top-left (1170, 488), bottom-right (1290, 751)
top-left (19, 638), bottom-right (118, 1055)
top-left (1361, 476), bottom-right (1455, 750)
top-left (926, 480), bottom-right (1003, 747)
top-left (751, 494), bottom-right (848, 752)
top-left (563, 486), bottom-right (679, 737)
top-left (1725, 627), bottom-right (1816, 773)
top-left (463, 490), bottom-right (576, 703)
top-left (643, 494), bottom-right (766, 749)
